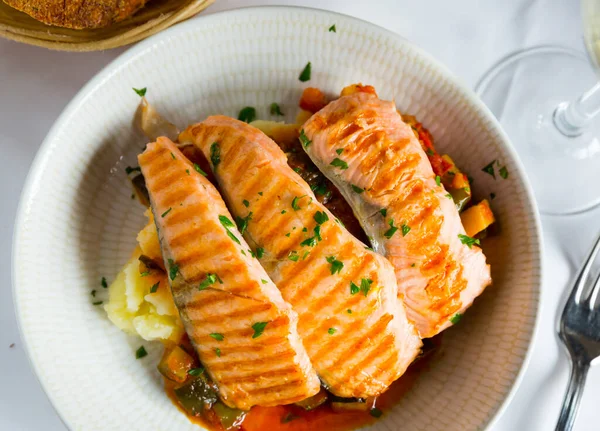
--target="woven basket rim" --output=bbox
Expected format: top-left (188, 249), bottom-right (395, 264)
top-left (0, 0), bottom-right (214, 51)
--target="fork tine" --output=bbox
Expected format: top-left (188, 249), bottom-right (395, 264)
top-left (588, 270), bottom-right (600, 310)
top-left (572, 232), bottom-right (600, 304)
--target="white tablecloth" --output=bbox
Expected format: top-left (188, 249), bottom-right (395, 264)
top-left (1, 0), bottom-right (598, 429)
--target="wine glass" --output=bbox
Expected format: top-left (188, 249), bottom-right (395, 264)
top-left (475, 0), bottom-right (600, 215)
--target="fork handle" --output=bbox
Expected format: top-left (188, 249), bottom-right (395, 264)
top-left (555, 360), bottom-right (590, 431)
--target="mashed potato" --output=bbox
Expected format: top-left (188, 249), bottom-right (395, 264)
top-left (104, 210), bottom-right (184, 343)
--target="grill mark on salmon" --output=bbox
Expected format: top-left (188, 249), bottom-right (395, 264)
top-left (182, 117), bottom-right (422, 398)
top-left (138, 137), bottom-right (320, 409)
top-left (302, 92), bottom-right (492, 338)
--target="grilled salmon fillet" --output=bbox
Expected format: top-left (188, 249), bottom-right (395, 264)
top-left (301, 92), bottom-right (492, 338)
top-left (180, 117), bottom-right (422, 398)
top-left (138, 137), bottom-right (320, 410)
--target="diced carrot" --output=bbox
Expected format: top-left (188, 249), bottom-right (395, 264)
top-left (460, 199), bottom-right (495, 237)
top-left (299, 88), bottom-right (328, 113)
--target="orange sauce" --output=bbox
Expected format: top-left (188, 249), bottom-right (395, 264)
top-left (166, 337), bottom-right (441, 431)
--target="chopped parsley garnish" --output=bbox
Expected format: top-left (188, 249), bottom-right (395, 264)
top-left (256, 247), bottom-right (265, 258)
top-left (490, 192), bottom-right (496, 200)
top-left (292, 195), bottom-right (305, 211)
top-left (132, 87), bottom-right (147, 97)
top-left (218, 215), bottom-right (241, 244)
top-left (210, 142), bottom-right (221, 168)
top-left (135, 346), bottom-right (147, 359)
top-left (193, 163), bottom-right (207, 176)
top-left (288, 251), bottom-right (300, 262)
top-left (281, 210), bottom-right (287, 214)
top-left (161, 207), bottom-right (172, 218)
top-left (92, 301), bottom-right (103, 306)
top-left (168, 259), bottom-right (179, 280)
top-left (360, 278), bottom-right (373, 296)
top-left (210, 333), bottom-right (224, 341)
top-left (235, 212), bottom-right (253, 234)
top-left (499, 166), bottom-right (509, 179)
top-left (379, 208), bottom-right (387, 217)
top-left (365, 246), bottom-right (373, 251)
top-left (435, 175), bottom-right (441, 186)
top-left (314, 211), bottom-right (329, 225)
top-left (251, 321), bottom-right (269, 338)
top-left (281, 413), bottom-right (299, 424)
top-left (125, 166), bottom-right (141, 174)
top-left (140, 271), bottom-right (150, 277)
top-left (311, 181), bottom-right (330, 197)
top-left (328, 327), bottom-right (337, 335)
top-left (285, 232), bottom-right (291, 237)
top-left (458, 234), bottom-right (480, 248)
top-left (258, 191), bottom-right (263, 196)
top-left (352, 184), bottom-right (365, 194)
top-left (248, 249), bottom-right (255, 257)
top-left (131, 194), bottom-right (135, 199)
top-left (302, 251), bottom-right (310, 260)
top-left (293, 167), bottom-right (303, 173)
top-left (326, 256), bottom-right (344, 274)
top-left (188, 367), bottom-right (204, 376)
top-left (302, 227), bottom-right (308, 232)
top-left (242, 199), bottom-right (250, 208)
top-left (215, 348), bottom-right (221, 357)
top-left (370, 408), bottom-right (383, 418)
top-left (450, 313), bottom-right (463, 324)
top-left (350, 281), bottom-right (360, 295)
top-left (336, 148), bottom-right (343, 155)
top-left (170, 152), bottom-right (176, 160)
top-left (270, 103), bottom-right (284, 116)
top-left (329, 24), bottom-right (336, 32)
top-left (150, 282), bottom-right (160, 293)
top-left (301, 236), bottom-right (317, 247)
top-left (91, 289), bottom-right (96, 297)
top-left (261, 279), bottom-right (268, 284)
top-left (335, 218), bottom-right (345, 227)
top-left (238, 106), bottom-right (257, 123)
top-left (330, 157), bottom-right (348, 170)
top-left (411, 263), bottom-right (416, 267)
top-left (426, 148), bottom-right (435, 156)
top-left (299, 62), bottom-right (312, 82)
top-left (185, 169), bottom-right (190, 175)
top-left (313, 225), bottom-right (322, 241)
top-left (347, 309), bottom-right (352, 314)
top-left (482, 160), bottom-right (496, 178)
top-left (299, 129), bottom-right (312, 148)
top-left (445, 193), bottom-right (453, 200)
top-left (198, 273), bottom-right (218, 290)
top-left (101, 277), bottom-right (108, 288)
top-left (401, 223), bottom-right (411, 237)
top-left (384, 219), bottom-right (399, 239)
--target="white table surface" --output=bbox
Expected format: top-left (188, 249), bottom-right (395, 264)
top-left (1, 0), bottom-right (599, 430)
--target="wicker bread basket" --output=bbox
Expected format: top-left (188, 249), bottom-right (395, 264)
top-left (0, 0), bottom-right (214, 51)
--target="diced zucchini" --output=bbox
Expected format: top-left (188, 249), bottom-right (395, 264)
top-left (213, 401), bottom-right (247, 430)
top-left (173, 375), bottom-right (219, 416)
top-left (157, 345), bottom-right (196, 383)
top-left (449, 187), bottom-right (472, 212)
top-left (460, 199), bottom-right (495, 237)
top-left (294, 388), bottom-right (328, 411)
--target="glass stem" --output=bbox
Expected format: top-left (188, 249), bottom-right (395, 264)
top-left (554, 82), bottom-right (600, 137)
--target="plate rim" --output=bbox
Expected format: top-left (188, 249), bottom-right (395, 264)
top-left (11, 5), bottom-right (544, 431)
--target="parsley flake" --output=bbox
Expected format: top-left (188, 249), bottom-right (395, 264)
top-left (336, 148), bottom-right (343, 155)
top-left (450, 313), bottom-right (463, 324)
top-left (193, 163), bottom-right (207, 176)
top-left (299, 62), bottom-right (312, 82)
top-left (168, 259), bottom-right (179, 280)
top-left (92, 301), bottom-right (103, 306)
top-left (198, 273), bottom-right (218, 290)
top-left (235, 212), bottom-right (253, 234)
top-left (301, 236), bottom-right (317, 247)
top-left (188, 367), bottom-right (204, 376)
top-left (261, 279), bottom-right (268, 284)
top-left (445, 193), bottom-right (453, 200)
top-left (210, 142), bottom-right (221, 168)
top-left (252, 321), bottom-right (269, 338)
top-left (288, 251), bottom-right (300, 262)
top-left (330, 158), bottom-right (348, 170)
top-left (282, 413), bottom-right (299, 424)
top-left (256, 247), bottom-right (265, 258)
top-left (329, 24), bottom-right (336, 32)
top-left (161, 207), bottom-right (172, 218)
top-left (328, 327), bottom-right (337, 335)
top-left (238, 106), bottom-right (257, 123)
top-left (91, 289), bottom-right (96, 297)
top-left (384, 219), bottom-right (399, 239)
top-left (360, 278), bottom-right (373, 296)
top-left (135, 346), bottom-right (147, 359)
top-left (270, 103), bottom-right (284, 116)
top-left (314, 211), bottom-right (329, 225)
top-left (435, 175), bottom-right (441, 186)
top-left (150, 282), bottom-right (159, 293)
top-left (482, 160), bottom-right (496, 178)
top-left (458, 234), bottom-right (480, 248)
top-left (401, 223), bottom-right (411, 236)
top-left (347, 309), bottom-right (352, 314)
top-left (242, 199), bottom-right (250, 208)
top-left (350, 281), bottom-right (360, 295)
top-left (210, 333), bottom-right (224, 341)
top-left (299, 129), bottom-right (312, 148)
top-left (215, 348), bottom-right (221, 357)
top-left (499, 166), bottom-right (509, 179)
top-left (133, 87), bottom-right (147, 97)
top-left (101, 277), bottom-right (108, 288)
top-left (326, 256), bottom-right (344, 274)
top-left (352, 184), bottom-right (365, 194)
top-left (379, 208), bottom-right (387, 217)
top-left (292, 195), bottom-right (305, 211)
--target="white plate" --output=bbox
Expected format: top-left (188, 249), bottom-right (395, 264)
top-left (13, 6), bottom-right (542, 431)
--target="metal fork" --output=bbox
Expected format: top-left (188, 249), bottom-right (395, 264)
top-left (556, 232), bottom-right (600, 431)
